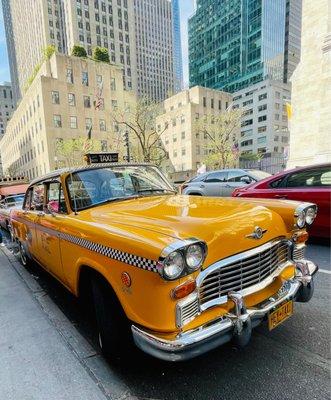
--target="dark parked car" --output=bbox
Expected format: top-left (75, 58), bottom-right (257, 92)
top-left (181, 169), bottom-right (271, 197)
top-left (232, 163), bottom-right (331, 239)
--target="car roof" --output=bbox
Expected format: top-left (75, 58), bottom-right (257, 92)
top-left (29, 163), bottom-right (156, 187)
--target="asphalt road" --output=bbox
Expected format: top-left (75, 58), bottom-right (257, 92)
top-left (2, 231), bottom-right (330, 400)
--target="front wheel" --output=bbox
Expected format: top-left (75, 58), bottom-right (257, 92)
top-left (91, 276), bottom-right (132, 360)
top-left (19, 242), bottom-right (32, 267)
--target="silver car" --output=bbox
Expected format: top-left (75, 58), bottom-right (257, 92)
top-left (181, 169), bottom-right (271, 197)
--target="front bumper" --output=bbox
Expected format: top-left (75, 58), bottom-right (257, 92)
top-left (132, 259), bottom-right (318, 361)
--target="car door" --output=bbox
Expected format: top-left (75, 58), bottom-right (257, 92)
top-left (15, 185), bottom-right (42, 258)
top-left (203, 171), bottom-right (228, 197)
top-left (35, 180), bottom-right (67, 280)
top-left (224, 171), bottom-right (254, 196)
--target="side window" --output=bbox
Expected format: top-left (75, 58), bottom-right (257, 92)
top-left (269, 177), bottom-right (286, 188)
top-left (286, 167), bottom-right (331, 188)
top-left (46, 182), bottom-right (67, 214)
top-left (24, 189), bottom-right (33, 210)
top-left (205, 171), bottom-right (227, 182)
top-left (227, 171), bottom-right (254, 183)
top-left (31, 184), bottom-right (45, 211)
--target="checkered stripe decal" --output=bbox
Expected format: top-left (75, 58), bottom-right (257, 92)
top-left (60, 232), bottom-right (158, 272)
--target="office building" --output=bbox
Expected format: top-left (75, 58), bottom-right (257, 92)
top-left (156, 86), bottom-right (232, 174)
top-left (0, 83), bottom-right (15, 136)
top-left (188, 0), bottom-right (301, 92)
top-left (172, 0), bottom-right (184, 92)
top-left (64, 0), bottom-right (137, 92)
top-left (283, 0), bottom-right (302, 83)
top-left (0, 54), bottom-right (135, 180)
top-left (2, 0), bottom-right (67, 103)
top-left (287, 0), bottom-right (331, 167)
top-left (2, 0), bottom-right (180, 103)
top-left (232, 80), bottom-right (291, 156)
top-left (134, 0), bottom-right (176, 101)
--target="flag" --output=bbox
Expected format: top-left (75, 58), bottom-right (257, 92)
top-left (232, 142), bottom-right (240, 158)
top-left (285, 102), bottom-right (292, 119)
top-left (94, 80), bottom-right (103, 110)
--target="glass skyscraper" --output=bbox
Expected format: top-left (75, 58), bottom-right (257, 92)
top-left (172, 0), bottom-right (184, 92)
top-left (189, 0), bottom-right (287, 93)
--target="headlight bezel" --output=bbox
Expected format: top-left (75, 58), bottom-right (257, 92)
top-left (294, 203), bottom-right (318, 229)
top-left (157, 239), bottom-right (207, 281)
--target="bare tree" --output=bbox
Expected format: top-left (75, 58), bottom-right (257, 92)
top-left (111, 98), bottom-right (169, 165)
top-left (195, 108), bottom-right (243, 169)
top-left (4, 163), bottom-right (21, 178)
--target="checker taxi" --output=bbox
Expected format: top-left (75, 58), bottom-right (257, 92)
top-left (11, 163), bottom-right (318, 361)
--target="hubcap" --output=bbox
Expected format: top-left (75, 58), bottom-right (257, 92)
top-left (20, 244), bottom-right (27, 266)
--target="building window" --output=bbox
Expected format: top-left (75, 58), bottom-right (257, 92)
top-left (53, 115), bottom-right (62, 128)
top-left (82, 71), bottom-right (89, 86)
top-left (257, 136), bottom-right (266, 144)
top-left (111, 99), bottom-right (118, 109)
top-left (181, 148), bottom-right (186, 156)
top-left (211, 99), bottom-right (214, 109)
top-left (180, 115), bottom-right (185, 124)
top-left (258, 104), bottom-right (267, 112)
top-left (99, 119), bottom-right (106, 131)
top-left (68, 93), bottom-right (75, 106)
top-left (51, 91), bottom-right (60, 104)
top-left (258, 126), bottom-right (267, 133)
top-left (173, 150), bottom-right (177, 158)
top-left (218, 100), bottom-right (222, 110)
top-left (96, 74), bottom-right (103, 85)
top-left (258, 93), bottom-right (267, 101)
top-left (181, 131), bottom-right (185, 139)
top-left (70, 116), bottom-right (77, 129)
top-left (241, 119), bottom-right (253, 127)
top-left (258, 115), bottom-right (267, 122)
top-left (85, 118), bottom-right (92, 130)
top-left (84, 96), bottom-right (91, 108)
top-left (173, 135), bottom-right (177, 143)
top-left (203, 97), bottom-right (206, 107)
top-left (66, 68), bottom-right (74, 84)
top-left (101, 140), bottom-right (107, 151)
top-left (110, 77), bottom-right (116, 90)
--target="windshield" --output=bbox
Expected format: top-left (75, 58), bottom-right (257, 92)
top-left (66, 165), bottom-right (175, 211)
top-left (249, 170), bottom-right (272, 181)
top-left (5, 195), bottom-right (25, 206)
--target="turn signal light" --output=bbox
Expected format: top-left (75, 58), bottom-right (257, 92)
top-left (293, 231), bottom-right (309, 243)
top-left (171, 280), bottom-right (196, 300)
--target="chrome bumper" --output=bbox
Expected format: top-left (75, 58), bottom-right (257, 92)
top-left (132, 260), bottom-right (318, 362)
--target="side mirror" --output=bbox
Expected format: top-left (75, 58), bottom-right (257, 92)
top-left (240, 176), bottom-right (251, 184)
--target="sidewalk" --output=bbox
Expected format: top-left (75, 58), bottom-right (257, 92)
top-left (0, 247), bottom-right (111, 400)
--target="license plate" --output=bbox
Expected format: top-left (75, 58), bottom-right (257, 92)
top-left (268, 300), bottom-right (293, 331)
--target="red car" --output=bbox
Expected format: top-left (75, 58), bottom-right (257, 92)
top-left (232, 163), bottom-right (331, 239)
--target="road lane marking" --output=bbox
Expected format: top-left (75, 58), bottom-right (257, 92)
top-left (319, 269), bottom-right (331, 275)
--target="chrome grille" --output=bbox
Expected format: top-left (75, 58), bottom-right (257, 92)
top-left (176, 292), bottom-right (199, 328)
top-left (198, 240), bottom-right (291, 308)
top-left (293, 244), bottom-right (306, 260)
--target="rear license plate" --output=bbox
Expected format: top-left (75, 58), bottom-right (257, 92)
top-left (268, 300), bottom-right (293, 331)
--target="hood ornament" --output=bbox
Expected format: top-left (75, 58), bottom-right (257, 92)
top-left (246, 226), bottom-right (267, 240)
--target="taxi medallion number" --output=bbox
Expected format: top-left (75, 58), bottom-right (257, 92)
top-left (268, 300), bottom-right (293, 331)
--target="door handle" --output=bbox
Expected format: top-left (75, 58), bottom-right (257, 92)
top-left (274, 195), bottom-right (287, 199)
top-left (199, 184), bottom-right (205, 188)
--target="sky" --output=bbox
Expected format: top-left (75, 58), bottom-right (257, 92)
top-left (0, 1), bottom-right (195, 86)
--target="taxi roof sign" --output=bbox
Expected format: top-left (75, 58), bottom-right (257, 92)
top-left (84, 153), bottom-right (119, 165)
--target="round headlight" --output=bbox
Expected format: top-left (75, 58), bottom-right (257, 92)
top-left (305, 207), bottom-right (316, 225)
top-left (163, 251), bottom-right (185, 280)
top-left (186, 244), bottom-right (204, 270)
top-left (296, 210), bottom-right (306, 228)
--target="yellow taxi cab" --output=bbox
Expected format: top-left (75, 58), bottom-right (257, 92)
top-left (10, 162), bottom-right (318, 361)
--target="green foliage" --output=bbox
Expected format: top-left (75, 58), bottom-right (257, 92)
top-left (43, 44), bottom-right (56, 60)
top-left (71, 45), bottom-right (87, 58)
top-left (55, 138), bottom-right (101, 168)
top-left (93, 47), bottom-right (110, 63)
top-left (239, 152), bottom-right (264, 161)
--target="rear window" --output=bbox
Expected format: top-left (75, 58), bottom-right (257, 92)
top-left (248, 170), bottom-right (271, 180)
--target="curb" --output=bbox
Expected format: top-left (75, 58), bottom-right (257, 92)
top-left (0, 245), bottom-right (136, 400)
